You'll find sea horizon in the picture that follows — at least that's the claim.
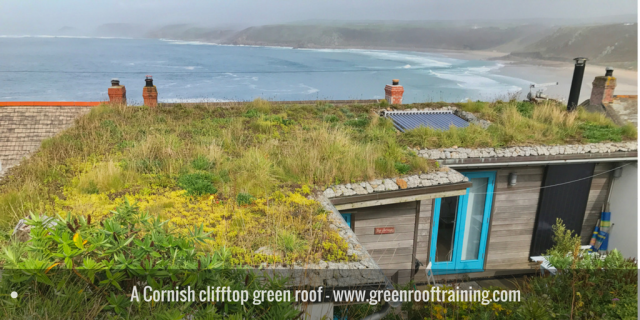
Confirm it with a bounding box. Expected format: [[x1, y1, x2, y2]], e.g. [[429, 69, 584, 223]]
[[0, 36, 635, 104]]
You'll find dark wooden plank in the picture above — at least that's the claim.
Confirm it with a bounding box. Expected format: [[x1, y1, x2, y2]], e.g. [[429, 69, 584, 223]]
[[495, 181, 545, 190], [368, 247, 413, 256], [495, 192, 540, 201], [354, 216, 416, 227], [411, 200, 420, 278], [490, 228, 534, 237], [358, 232, 415, 243], [494, 206, 539, 215], [495, 174, 544, 183], [355, 224, 415, 236], [486, 256, 531, 265], [495, 199, 540, 207], [490, 223, 535, 231], [497, 167, 545, 176], [370, 254, 413, 265], [354, 209, 415, 221], [362, 239, 415, 250], [490, 235, 533, 242], [487, 251, 530, 260], [486, 240, 532, 250]]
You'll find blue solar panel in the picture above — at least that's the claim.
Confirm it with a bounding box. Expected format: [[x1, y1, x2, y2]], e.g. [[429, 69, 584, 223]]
[[385, 111, 469, 132]]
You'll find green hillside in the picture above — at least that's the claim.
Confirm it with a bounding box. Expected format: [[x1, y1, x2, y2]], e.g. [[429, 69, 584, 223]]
[[511, 23, 638, 69]]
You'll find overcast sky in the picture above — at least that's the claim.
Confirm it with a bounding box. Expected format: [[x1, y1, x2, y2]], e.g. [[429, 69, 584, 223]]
[[0, 0, 637, 34]]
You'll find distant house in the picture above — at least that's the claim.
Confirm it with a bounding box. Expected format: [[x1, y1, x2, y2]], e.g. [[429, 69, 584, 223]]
[[580, 67, 638, 127]]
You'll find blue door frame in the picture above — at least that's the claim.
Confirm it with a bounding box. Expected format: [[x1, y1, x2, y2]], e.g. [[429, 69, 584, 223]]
[[429, 171, 496, 274]]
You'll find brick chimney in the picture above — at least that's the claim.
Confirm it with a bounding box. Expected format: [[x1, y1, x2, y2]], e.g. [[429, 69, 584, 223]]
[[385, 79, 404, 104], [108, 78, 126, 104], [590, 67, 617, 106], [142, 75, 158, 108]]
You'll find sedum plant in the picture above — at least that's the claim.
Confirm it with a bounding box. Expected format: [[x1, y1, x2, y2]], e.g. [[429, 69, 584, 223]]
[[0, 200, 301, 319]]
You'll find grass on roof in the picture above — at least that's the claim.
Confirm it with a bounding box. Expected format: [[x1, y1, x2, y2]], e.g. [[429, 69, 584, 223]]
[[401, 100, 636, 148], [0, 99, 634, 265], [0, 100, 432, 265]]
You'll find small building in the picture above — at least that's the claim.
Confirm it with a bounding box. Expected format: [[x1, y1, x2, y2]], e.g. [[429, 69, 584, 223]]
[[325, 140, 637, 282], [323, 72, 638, 283]]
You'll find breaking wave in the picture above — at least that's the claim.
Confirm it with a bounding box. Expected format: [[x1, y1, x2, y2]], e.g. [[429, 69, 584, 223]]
[[299, 84, 320, 94]]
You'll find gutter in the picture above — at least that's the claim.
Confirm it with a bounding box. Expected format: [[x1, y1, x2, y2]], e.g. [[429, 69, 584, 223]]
[[443, 157, 637, 169]]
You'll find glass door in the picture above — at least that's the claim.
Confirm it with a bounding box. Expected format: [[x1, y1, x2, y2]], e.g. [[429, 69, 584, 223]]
[[429, 171, 495, 274]]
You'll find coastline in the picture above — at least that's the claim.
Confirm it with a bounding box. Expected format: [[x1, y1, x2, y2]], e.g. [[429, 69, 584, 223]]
[[487, 58, 638, 103], [164, 38, 639, 103], [235, 41, 639, 102], [3, 36, 637, 104]]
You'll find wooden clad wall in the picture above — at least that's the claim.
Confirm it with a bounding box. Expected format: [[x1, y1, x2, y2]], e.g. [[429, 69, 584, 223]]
[[580, 162, 613, 244], [345, 202, 418, 283], [412, 200, 433, 283], [342, 161, 614, 282], [485, 167, 544, 269], [415, 200, 433, 266]]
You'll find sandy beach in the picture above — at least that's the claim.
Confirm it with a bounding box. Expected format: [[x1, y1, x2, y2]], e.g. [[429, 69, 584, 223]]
[[432, 49, 637, 103], [292, 43, 638, 103], [494, 60, 637, 103]]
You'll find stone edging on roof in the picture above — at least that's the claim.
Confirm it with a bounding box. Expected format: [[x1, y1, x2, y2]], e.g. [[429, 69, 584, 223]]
[[322, 168, 468, 199], [416, 141, 638, 160], [252, 195, 387, 288], [259, 195, 387, 288]]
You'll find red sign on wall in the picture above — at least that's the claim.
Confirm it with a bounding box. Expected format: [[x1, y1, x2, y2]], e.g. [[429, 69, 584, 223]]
[[374, 227, 395, 235]]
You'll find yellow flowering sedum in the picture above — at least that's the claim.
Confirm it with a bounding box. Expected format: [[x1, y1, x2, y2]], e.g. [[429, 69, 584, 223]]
[[51, 181, 352, 265]]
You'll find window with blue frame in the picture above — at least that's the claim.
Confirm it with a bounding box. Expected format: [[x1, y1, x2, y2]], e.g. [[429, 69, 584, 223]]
[[341, 213, 352, 229]]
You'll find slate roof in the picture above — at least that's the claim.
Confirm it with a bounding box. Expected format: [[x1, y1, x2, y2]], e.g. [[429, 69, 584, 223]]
[[581, 95, 638, 127]]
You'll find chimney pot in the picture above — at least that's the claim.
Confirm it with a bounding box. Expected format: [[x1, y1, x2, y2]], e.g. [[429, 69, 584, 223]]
[[605, 67, 614, 77], [111, 78, 120, 87], [573, 57, 588, 66], [145, 75, 154, 87], [392, 79, 400, 85]]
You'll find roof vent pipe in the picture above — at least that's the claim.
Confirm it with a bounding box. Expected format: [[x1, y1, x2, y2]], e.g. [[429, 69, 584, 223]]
[[567, 57, 588, 112], [145, 75, 154, 87]]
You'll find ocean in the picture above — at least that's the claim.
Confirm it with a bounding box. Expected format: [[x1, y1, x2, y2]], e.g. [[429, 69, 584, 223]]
[[0, 36, 532, 103]]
